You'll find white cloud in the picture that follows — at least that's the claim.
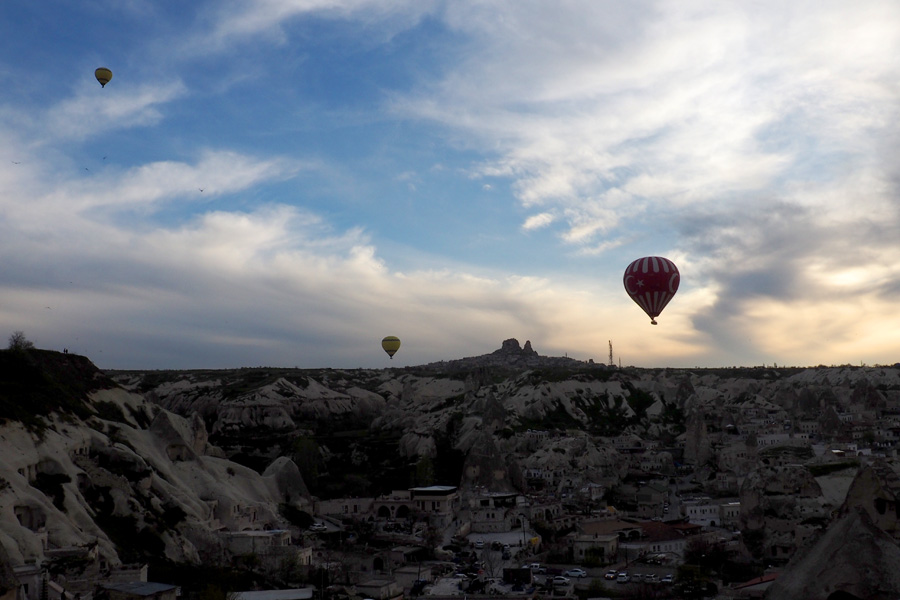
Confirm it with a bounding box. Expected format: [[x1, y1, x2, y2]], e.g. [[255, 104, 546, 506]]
[[395, 0, 900, 247], [43, 81, 186, 141], [202, 0, 439, 49], [4, 152, 304, 234], [522, 212, 554, 231], [0, 195, 654, 367], [4, 0, 900, 368]]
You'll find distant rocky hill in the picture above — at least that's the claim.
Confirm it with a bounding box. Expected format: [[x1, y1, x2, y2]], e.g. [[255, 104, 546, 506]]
[[104, 340, 900, 503], [3, 340, 900, 589], [415, 337, 597, 372]]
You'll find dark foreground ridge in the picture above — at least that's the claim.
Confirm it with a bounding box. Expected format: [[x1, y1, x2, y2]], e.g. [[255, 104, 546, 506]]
[[0, 347, 116, 429]]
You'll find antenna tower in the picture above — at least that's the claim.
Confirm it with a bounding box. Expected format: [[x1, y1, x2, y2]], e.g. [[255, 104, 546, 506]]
[[608, 340, 614, 367]]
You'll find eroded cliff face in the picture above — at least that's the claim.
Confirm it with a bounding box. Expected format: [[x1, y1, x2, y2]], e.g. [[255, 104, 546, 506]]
[[108, 351, 900, 505], [6, 344, 900, 575], [739, 465, 829, 559], [0, 375, 310, 567], [764, 508, 900, 600]]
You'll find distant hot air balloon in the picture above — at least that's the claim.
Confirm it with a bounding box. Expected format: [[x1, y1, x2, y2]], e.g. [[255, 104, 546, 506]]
[[623, 256, 680, 325], [382, 336, 401, 359], [95, 67, 113, 87]]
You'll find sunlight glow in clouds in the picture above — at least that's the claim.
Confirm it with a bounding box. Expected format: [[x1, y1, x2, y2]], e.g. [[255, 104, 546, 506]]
[[0, 0, 899, 368]]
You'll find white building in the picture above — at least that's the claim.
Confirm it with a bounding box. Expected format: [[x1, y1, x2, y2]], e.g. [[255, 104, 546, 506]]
[[683, 498, 721, 527]]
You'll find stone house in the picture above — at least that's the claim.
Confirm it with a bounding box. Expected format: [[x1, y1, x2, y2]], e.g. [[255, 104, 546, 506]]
[[716, 470, 741, 494], [315, 497, 374, 518], [222, 529, 291, 555], [411, 486, 460, 521], [12, 565, 42, 600], [525, 501, 564, 526], [355, 579, 402, 600], [101, 582, 178, 600], [635, 483, 668, 518], [221, 529, 308, 571], [683, 498, 721, 527], [568, 531, 618, 564], [619, 521, 695, 561], [635, 451, 674, 474], [798, 420, 820, 436], [233, 589, 314, 600], [717, 440, 755, 477], [720, 501, 741, 529], [373, 486, 459, 527], [373, 490, 415, 520], [469, 492, 520, 533]]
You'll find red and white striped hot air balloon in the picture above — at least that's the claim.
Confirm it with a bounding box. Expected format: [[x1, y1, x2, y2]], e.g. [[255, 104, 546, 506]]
[[623, 256, 680, 325]]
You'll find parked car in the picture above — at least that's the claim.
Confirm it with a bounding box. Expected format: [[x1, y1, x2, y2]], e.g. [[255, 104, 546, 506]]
[[551, 576, 570, 586], [564, 569, 587, 578], [308, 522, 326, 532], [645, 574, 659, 584], [631, 573, 643, 583], [616, 572, 629, 584], [474, 539, 484, 549], [527, 563, 546, 574], [604, 570, 618, 580], [661, 574, 675, 584]]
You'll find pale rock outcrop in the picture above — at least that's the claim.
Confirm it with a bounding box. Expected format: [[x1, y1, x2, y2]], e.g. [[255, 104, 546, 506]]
[[398, 431, 437, 459], [764, 508, 900, 600], [0, 542, 17, 600], [683, 413, 711, 466], [740, 465, 827, 559], [0, 381, 310, 567], [262, 456, 310, 502], [460, 431, 515, 492], [838, 461, 900, 540], [519, 433, 626, 482]]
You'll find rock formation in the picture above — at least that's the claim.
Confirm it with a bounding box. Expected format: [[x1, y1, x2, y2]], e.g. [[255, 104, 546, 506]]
[[460, 431, 515, 492], [5, 343, 900, 586], [839, 461, 900, 540], [0, 543, 16, 600], [0, 355, 311, 567], [764, 508, 900, 600]]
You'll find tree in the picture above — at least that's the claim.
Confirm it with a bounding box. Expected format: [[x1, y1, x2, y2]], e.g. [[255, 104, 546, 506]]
[[291, 436, 323, 490], [413, 455, 435, 487], [7, 331, 34, 351]]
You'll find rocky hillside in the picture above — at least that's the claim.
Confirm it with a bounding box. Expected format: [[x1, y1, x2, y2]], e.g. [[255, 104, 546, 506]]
[[3, 339, 900, 582], [108, 341, 900, 497], [763, 507, 900, 599], [0, 348, 310, 568]]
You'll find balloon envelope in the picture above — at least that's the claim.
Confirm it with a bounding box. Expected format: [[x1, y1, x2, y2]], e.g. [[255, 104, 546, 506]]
[[623, 256, 680, 324], [95, 67, 112, 87], [381, 336, 401, 358]]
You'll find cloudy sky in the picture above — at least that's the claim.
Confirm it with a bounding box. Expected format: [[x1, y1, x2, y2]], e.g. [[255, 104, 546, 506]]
[[2, 1, 899, 370]]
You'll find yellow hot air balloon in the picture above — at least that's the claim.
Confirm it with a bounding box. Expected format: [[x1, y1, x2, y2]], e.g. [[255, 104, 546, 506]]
[[95, 67, 113, 87], [381, 336, 401, 359]]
